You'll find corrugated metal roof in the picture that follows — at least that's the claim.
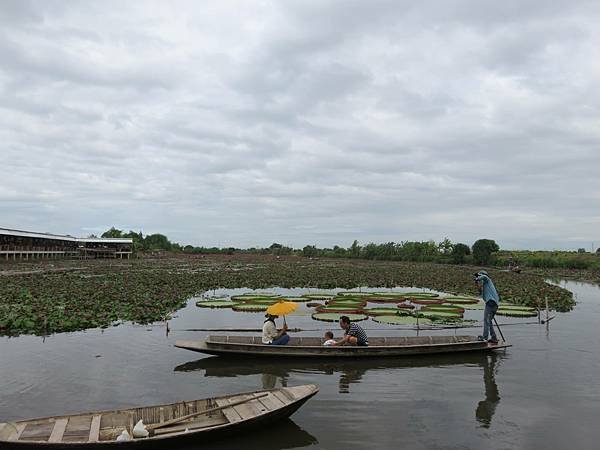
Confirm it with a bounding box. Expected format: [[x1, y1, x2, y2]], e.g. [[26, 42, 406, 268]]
[[0, 227, 133, 244]]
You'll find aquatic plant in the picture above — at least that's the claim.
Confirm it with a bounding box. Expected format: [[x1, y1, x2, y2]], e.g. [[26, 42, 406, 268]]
[[311, 312, 368, 322]]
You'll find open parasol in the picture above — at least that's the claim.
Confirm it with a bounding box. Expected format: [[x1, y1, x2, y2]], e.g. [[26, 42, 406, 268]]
[[266, 300, 298, 325]]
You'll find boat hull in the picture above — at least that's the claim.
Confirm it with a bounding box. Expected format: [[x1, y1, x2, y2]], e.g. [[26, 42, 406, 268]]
[[0, 385, 318, 448], [175, 335, 511, 358]]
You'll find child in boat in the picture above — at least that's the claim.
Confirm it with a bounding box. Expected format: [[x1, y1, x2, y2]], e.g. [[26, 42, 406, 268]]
[[323, 331, 336, 346]]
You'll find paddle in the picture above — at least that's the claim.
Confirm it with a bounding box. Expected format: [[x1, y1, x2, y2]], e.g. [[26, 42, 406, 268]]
[[146, 392, 269, 436]]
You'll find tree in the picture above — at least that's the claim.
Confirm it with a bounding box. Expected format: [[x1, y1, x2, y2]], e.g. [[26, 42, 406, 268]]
[[451, 243, 471, 264], [438, 237, 454, 255], [349, 240, 361, 258], [302, 245, 318, 257], [143, 233, 171, 251], [101, 227, 124, 238], [472, 239, 499, 265]]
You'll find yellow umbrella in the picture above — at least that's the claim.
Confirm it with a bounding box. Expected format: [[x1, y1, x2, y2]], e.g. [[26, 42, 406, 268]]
[[266, 300, 298, 325]]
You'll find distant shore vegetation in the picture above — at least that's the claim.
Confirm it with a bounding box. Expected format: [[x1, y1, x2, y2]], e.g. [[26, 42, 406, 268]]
[[101, 227, 600, 271]]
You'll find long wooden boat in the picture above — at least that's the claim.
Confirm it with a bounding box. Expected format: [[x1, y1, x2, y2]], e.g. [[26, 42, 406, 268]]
[[175, 335, 510, 358], [0, 385, 318, 449]]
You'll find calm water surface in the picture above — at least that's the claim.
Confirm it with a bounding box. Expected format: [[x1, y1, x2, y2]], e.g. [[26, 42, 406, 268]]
[[1, 282, 599, 449]]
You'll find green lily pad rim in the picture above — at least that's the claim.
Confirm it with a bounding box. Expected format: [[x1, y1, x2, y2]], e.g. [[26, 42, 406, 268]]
[[311, 312, 368, 322]]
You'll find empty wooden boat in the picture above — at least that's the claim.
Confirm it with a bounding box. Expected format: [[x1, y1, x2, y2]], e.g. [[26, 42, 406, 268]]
[[175, 335, 510, 358], [0, 385, 318, 449]]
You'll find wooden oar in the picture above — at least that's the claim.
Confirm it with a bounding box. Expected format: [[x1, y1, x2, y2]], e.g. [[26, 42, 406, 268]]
[[147, 392, 269, 435]]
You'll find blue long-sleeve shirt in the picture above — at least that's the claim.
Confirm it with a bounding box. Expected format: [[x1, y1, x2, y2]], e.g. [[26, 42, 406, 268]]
[[476, 274, 500, 304]]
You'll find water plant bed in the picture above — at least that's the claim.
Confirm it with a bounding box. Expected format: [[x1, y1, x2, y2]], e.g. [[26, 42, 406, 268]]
[[0, 256, 575, 335], [311, 312, 368, 322], [195, 300, 239, 308], [372, 315, 433, 325]]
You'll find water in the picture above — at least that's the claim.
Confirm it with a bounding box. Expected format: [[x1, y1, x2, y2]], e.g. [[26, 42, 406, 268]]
[[1, 282, 599, 449]]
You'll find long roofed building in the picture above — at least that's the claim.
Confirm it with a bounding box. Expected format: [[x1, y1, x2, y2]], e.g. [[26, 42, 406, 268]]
[[0, 227, 133, 261]]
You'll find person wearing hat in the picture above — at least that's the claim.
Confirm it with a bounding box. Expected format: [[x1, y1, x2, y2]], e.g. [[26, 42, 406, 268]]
[[475, 270, 500, 344], [262, 313, 290, 345]]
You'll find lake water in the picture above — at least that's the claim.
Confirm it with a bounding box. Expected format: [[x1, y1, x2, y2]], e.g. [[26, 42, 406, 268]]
[[1, 282, 599, 449]]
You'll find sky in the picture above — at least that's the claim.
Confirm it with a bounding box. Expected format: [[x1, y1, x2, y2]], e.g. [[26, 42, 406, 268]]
[[1, 0, 599, 251]]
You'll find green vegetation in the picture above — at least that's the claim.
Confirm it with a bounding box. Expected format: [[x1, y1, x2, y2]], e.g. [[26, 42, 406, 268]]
[[0, 256, 575, 336]]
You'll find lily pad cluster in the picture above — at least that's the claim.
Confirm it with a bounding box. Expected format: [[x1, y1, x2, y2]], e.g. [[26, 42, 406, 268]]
[[0, 256, 574, 335]]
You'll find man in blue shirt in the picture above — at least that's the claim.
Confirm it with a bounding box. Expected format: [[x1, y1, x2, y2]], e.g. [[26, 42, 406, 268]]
[[475, 270, 500, 344]]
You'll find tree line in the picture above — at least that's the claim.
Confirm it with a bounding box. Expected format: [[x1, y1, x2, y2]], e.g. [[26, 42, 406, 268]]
[[100, 227, 502, 265]]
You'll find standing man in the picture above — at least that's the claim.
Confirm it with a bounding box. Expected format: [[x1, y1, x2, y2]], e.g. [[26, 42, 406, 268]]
[[333, 315, 368, 346], [475, 270, 500, 344]]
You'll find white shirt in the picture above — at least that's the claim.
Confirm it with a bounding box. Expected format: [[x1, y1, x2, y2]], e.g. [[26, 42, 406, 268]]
[[323, 339, 336, 346], [262, 321, 278, 344]]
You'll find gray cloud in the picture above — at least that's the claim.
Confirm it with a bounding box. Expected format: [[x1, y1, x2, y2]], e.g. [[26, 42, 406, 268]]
[[1, 0, 599, 250]]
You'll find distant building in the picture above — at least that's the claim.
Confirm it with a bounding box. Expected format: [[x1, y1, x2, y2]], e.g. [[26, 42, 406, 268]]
[[0, 227, 133, 261]]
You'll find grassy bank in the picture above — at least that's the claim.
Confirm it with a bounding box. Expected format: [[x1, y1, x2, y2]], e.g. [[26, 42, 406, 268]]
[[0, 256, 575, 336]]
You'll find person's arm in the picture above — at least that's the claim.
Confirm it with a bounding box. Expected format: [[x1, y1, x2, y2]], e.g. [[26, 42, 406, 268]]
[[275, 322, 288, 338], [331, 335, 349, 346]]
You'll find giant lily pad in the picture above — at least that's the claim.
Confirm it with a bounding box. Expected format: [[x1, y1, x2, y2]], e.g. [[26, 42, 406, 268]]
[[496, 309, 537, 317], [232, 303, 269, 312], [364, 307, 401, 316], [195, 300, 239, 308], [372, 315, 433, 325], [311, 312, 368, 322], [419, 310, 463, 320]]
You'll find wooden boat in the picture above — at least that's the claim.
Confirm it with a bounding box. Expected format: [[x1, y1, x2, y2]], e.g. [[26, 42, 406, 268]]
[[0, 385, 318, 449], [175, 335, 510, 358]]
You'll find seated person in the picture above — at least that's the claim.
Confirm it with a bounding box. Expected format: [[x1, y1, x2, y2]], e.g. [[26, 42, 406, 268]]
[[332, 315, 368, 346], [323, 331, 336, 346], [262, 313, 290, 345]]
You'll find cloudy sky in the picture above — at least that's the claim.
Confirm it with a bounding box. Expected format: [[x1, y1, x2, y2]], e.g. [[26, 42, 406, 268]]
[[1, 0, 599, 250]]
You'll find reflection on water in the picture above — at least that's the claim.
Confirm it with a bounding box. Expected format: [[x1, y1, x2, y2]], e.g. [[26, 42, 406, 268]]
[[475, 353, 501, 427], [175, 352, 506, 399], [180, 419, 317, 450]]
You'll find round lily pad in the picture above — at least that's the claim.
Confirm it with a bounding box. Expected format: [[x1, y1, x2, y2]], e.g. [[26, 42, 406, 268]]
[[442, 295, 479, 304], [422, 305, 465, 314], [316, 306, 364, 314], [364, 307, 401, 316], [496, 309, 537, 317], [497, 305, 536, 312], [281, 296, 310, 302], [301, 294, 335, 300], [311, 312, 368, 322], [369, 296, 405, 303], [336, 292, 373, 297], [446, 302, 484, 310], [195, 300, 239, 308], [402, 292, 440, 298], [420, 310, 463, 320], [306, 302, 324, 308], [328, 300, 367, 307], [372, 315, 433, 325], [232, 304, 269, 312], [239, 298, 280, 305], [231, 294, 282, 301], [410, 299, 445, 305]]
